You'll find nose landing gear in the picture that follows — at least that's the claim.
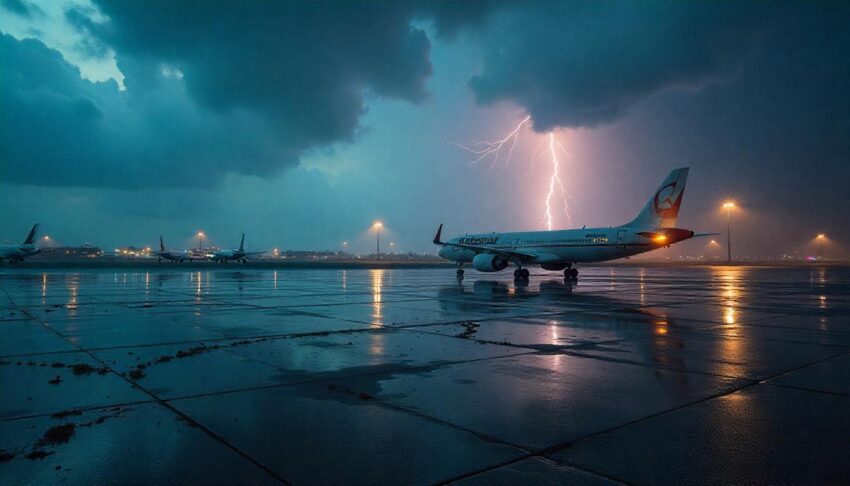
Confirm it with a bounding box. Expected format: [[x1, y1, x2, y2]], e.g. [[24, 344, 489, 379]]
[[564, 263, 578, 279], [513, 268, 530, 280]]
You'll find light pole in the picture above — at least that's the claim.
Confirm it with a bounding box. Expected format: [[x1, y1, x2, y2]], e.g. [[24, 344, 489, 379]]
[[817, 234, 826, 259], [372, 221, 383, 257], [342, 241, 349, 254], [722, 202, 735, 263], [389, 241, 395, 255], [197, 231, 205, 250]]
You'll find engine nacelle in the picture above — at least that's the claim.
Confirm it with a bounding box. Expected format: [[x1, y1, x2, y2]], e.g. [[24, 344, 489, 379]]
[[472, 253, 509, 272], [541, 263, 568, 271]]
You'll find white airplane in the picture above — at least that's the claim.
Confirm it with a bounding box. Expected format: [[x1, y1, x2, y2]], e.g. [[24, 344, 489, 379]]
[[435, 168, 705, 279], [0, 224, 41, 263], [210, 233, 265, 263], [152, 236, 193, 262]]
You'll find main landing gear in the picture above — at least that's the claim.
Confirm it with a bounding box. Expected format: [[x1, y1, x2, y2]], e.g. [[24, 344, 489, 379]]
[[456, 263, 465, 280], [563, 263, 578, 280], [513, 268, 530, 280]]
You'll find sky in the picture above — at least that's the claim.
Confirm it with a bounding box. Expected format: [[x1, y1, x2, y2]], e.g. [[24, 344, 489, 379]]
[[1, 0, 848, 258]]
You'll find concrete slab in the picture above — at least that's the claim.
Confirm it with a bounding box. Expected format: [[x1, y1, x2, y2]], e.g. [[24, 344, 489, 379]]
[[332, 353, 746, 450], [553, 384, 850, 485], [0, 403, 278, 484], [170, 382, 524, 485], [0, 352, 149, 419]]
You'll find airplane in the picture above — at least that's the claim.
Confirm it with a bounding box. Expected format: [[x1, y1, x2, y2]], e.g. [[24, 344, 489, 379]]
[[209, 233, 265, 263], [152, 236, 193, 262], [434, 167, 708, 280], [0, 224, 41, 263]]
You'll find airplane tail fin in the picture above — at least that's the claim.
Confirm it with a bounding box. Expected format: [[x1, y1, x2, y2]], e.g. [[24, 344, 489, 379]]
[[23, 224, 39, 245], [160, 235, 165, 252], [239, 233, 245, 252], [624, 168, 689, 229]]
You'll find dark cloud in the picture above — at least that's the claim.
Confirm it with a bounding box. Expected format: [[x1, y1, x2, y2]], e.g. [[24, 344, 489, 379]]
[[1, 0, 40, 18], [89, 0, 435, 148], [1, 1, 455, 189], [0, 34, 284, 188], [468, 1, 771, 130]]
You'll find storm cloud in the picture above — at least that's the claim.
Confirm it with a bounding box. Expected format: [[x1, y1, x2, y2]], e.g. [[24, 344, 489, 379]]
[[1, 1, 458, 188], [468, 1, 771, 130]]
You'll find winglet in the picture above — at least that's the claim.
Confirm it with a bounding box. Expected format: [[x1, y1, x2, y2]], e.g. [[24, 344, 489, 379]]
[[433, 224, 444, 245]]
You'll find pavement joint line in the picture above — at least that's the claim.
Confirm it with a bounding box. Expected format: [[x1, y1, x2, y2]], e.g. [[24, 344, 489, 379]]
[[439, 451, 633, 486], [761, 381, 850, 398], [0, 398, 159, 423], [1, 287, 290, 485], [539, 345, 850, 457]]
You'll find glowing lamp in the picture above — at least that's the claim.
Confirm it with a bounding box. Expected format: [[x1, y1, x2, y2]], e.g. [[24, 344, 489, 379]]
[[722, 201, 735, 209]]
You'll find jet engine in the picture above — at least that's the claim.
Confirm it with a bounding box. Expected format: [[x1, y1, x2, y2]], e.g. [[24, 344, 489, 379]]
[[541, 263, 568, 271], [472, 253, 509, 272]]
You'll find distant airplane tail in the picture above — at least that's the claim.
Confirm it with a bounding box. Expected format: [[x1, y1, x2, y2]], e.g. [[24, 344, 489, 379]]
[[159, 235, 165, 252], [239, 233, 245, 252], [624, 168, 689, 229], [23, 224, 39, 245]]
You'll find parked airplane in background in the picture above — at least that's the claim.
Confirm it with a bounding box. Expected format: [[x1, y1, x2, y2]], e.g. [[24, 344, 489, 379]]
[[435, 168, 706, 280], [210, 234, 265, 263], [0, 224, 41, 263], [152, 236, 193, 262]]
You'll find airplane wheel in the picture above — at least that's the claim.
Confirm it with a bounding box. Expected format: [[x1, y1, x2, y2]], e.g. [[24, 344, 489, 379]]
[[456, 269, 464, 277], [513, 269, 521, 279], [521, 269, 530, 279], [568, 268, 578, 279]]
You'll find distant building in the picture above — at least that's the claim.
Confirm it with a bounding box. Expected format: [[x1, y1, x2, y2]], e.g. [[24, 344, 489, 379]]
[[35, 245, 103, 259]]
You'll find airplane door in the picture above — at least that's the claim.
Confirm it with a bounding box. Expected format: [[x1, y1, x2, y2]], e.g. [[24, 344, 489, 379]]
[[616, 230, 627, 249]]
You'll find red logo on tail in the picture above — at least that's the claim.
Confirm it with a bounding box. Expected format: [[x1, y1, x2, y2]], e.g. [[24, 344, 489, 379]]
[[653, 182, 684, 218]]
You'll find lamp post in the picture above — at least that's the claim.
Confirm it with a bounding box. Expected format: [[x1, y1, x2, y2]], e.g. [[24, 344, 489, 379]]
[[389, 241, 395, 255], [722, 202, 735, 263], [342, 241, 349, 254], [197, 231, 205, 250], [816, 234, 826, 259], [372, 221, 383, 257]]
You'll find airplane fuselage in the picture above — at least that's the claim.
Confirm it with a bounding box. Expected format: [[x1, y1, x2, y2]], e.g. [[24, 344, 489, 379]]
[[0, 244, 39, 262], [438, 226, 694, 268]]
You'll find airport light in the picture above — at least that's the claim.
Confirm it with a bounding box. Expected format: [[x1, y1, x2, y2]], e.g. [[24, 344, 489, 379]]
[[722, 201, 736, 263], [389, 241, 395, 254], [196, 231, 205, 250], [342, 241, 349, 254], [816, 233, 826, 259], [372, 221, 383, 257]]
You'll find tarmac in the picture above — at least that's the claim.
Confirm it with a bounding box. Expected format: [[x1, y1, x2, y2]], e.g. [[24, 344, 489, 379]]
[[0, 265, 848, 484]]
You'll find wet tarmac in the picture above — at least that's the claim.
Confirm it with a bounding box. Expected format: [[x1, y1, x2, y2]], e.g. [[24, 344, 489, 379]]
[[1, 265, 848, 484]]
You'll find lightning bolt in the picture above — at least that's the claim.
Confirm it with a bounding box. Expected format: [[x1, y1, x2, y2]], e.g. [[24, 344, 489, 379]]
[[545, 132, 570, 230], [458, 115, 571, 230], [456, 115, 531, 171]]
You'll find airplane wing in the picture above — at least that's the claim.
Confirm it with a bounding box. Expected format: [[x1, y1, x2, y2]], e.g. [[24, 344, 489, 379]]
[[692, 233, 722, 238], [432, 224, 538, 261], [243, 252, 267, 256]]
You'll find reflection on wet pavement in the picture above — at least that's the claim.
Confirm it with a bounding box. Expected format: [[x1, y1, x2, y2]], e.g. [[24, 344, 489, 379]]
[[1, 266, 849, 483]]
